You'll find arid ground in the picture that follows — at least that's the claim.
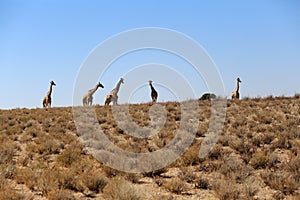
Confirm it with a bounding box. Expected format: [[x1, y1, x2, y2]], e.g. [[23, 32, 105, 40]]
[[0, 97, 299, 200]]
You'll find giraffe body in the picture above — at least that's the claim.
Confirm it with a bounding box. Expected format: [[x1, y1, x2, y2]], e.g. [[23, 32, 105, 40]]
[[82, 82, 104, 106], [105, 78, 124, 105], [149, 80, 158, 103], [42, 81, 56, 108], [231, 78, 242, 100]]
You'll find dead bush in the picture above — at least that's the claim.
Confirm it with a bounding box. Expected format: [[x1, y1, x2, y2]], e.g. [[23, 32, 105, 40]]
[[82, 171, 107, 193], [262, 170, 299, 195], [15, 167, 37, 190], [249, 151, 269, 169], [58, 169, 85, 193], [47, 189, 75, 200], [0, 178, 24, 200], [178, 168, 196, 183], [195, 177, 210, 190], [163, 177, 187, 194], [0, 140, 16, 165], [57, 144, 83, 167], [103, 176, 142, 200], [213, 179, 241, 200]]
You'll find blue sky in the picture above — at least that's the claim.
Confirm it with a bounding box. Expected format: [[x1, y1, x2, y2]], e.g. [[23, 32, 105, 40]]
[[0, 0, 299, 109]]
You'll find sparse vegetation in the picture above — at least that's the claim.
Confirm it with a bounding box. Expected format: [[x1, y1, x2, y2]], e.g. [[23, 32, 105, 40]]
[[0, 97, 299, 199]]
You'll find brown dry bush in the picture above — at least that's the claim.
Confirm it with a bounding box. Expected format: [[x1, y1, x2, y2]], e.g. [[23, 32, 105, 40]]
[[1, 164, 16, 179], [27, 135, 62, 155], [213, 179, 241, 200], [57, 143, 83, 167], [208, 144, 224, 160], [21, 126, 43, 142], [15, 167, 36, 189], [271, 133, 293, 150], [82, 171, 108, 193], [0, 139, 16, 165], [176, 142, 201, 166], [285, 155, 300, 183], [124, 173, 142, 184], [262, 170, 299, 195], [219, 156, 250, 183], [102, 166, 119, 178], [57, 169, 85, 193], [163, 177, 187, 194], [103, 176, 142, 200], [249, 151, 269, 169], [178, 168, 196, 183], [196, 121, 209, 137], [0, 178, 24, 200], [150, 194, 174, 200], [47, 189, 75, 200], [195, 177, 210, 190], [199, 160, 222, 173], [40, 168, 60, 196]]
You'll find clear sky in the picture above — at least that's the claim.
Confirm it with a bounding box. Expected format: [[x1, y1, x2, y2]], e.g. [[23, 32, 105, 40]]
[[0, 0, 299, 109]]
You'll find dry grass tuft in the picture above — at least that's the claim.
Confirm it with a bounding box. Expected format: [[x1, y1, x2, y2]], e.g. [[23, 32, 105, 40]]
[[103, 176, 142, 200], [163, 177, 187, 194]]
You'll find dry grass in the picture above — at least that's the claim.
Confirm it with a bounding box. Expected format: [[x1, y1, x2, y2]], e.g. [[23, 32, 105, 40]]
[[103, 176, 142, 200], [0, 97, 299, 199], [163, 177, 188, 194]]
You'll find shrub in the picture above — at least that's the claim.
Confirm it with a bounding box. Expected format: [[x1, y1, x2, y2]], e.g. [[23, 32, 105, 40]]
[[262, 171, 299, 195], [220, 156, 250, 182], [0, 140, 15, 165], [57, 144, 82, 167], [208, 144, 223, 160], [213, 180, 241, 200], [178, 168, 196, 183], [82, 171, 107, 193], [195, 177, 210, 190], [249, 151, 269, 169], [177, 143, 201, 166], [33, 136, 62, 155], [102, 166, 119, 178], [58, 170, 85, 193], [163, 177, 187, 194], [0, 179, 24, 200], [47, 189, 75, 200], [103, 176, 142, 200]]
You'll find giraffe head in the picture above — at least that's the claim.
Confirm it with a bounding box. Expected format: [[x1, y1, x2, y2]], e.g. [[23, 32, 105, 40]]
[[120, 78, 124, 84], [50, 81, 56, 86], [97, 82, 104, 88], [148, 80, 153, 84], [237, 78, 242, 83]]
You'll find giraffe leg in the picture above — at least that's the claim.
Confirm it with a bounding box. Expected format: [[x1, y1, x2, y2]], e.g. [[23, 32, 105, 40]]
[[89, 96, 93, 106]]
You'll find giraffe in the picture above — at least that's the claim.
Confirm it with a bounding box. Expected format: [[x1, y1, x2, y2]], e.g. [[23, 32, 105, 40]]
[[82, 82, 104, 106], [149, 80, 158, 103], [42, 81, 56, 108], [231, 78, 242, 100], [104, 78, 124, 105]]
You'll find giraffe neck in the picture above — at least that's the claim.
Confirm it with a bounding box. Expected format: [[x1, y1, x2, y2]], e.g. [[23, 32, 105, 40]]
[[150, 83, 155, 91], [235, 81, 240, 92], [47, 84, 53, 96], [113, 80, 122, 94], [88, 85, 99, 96]]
